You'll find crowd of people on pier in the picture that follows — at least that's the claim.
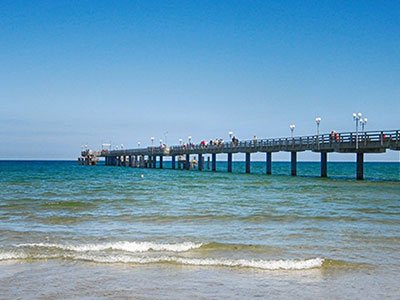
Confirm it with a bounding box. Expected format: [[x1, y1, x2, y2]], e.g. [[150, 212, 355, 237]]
[[180, 136, 242, 149]]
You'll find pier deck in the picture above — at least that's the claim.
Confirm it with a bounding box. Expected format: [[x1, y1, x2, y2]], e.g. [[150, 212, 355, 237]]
[[81, 130, 400, 180]]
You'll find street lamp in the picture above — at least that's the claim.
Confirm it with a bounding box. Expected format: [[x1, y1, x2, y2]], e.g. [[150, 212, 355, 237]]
[[164, 131, 168, 145], [188, 136, 192, 145], [228, 131, 233, 139], [289, 124, 295, 138], [315, 117, 321, 136], [360, 118, 368, 132], [151, 137, 154, 146], [159, 139, 163, 146], [353, 112, 362, 149], [138, 141, 141, 148], [179, 139, 183, 146], [315, 117, 321, 149]]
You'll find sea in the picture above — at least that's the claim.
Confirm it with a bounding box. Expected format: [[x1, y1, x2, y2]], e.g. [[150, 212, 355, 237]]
[[0, 160, 399, 299]]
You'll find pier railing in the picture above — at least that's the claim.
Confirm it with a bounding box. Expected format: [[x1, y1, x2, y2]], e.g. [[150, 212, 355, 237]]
[[104, 130, 399, 157], [166, 130, 399, 155]]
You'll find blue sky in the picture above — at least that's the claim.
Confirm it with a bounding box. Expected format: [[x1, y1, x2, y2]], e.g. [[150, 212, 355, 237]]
[[0, 0, 399, 161]]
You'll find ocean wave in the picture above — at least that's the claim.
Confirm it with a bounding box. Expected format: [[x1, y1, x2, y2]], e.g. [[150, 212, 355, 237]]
[[78, 255, 325, 270], [0, 250, 324, 270], [15, 241, 203, 253]]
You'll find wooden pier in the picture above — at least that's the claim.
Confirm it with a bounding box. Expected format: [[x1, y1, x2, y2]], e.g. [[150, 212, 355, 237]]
[[81, 130, 400, 180]]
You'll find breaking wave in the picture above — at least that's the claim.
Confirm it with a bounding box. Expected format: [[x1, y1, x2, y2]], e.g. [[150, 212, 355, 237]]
[[0, 250, 324, 270], [15, 241, 203, 253], [78, 255, 325, 270]]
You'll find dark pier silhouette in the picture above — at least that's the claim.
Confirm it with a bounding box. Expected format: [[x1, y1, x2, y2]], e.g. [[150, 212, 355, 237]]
[[80, 130, 400, 180]]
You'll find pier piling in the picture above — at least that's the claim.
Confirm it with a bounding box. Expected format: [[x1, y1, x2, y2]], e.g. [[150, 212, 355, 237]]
[[227, 153, 232, 172], [356, 152, 364, 180], [198, 154, 203, 171], [212, 153, 217, 172], [185, 154, 190, 170], [245, 153, 251, 174], [321, 152, 328, 177], [291, 152, 297, 176], [266, 152, 272, 175], [171, 156, 176, 169]]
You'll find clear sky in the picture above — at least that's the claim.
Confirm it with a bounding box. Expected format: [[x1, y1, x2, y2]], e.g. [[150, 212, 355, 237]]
[[1, 0, 399, 161]]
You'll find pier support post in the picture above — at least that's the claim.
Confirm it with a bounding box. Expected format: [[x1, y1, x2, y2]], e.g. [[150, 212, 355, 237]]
[[198, 154, 203, 171], [212, 153, 216, 172], [266, 152, 272, 175], [185, 154, 190, 170], [356, 152, 364, 180], [153, 156, 157, 169], [140, 156, 144, 168], [321, 152, 328, 178], [159, 156, 163, 169], [117, 156, 121, 166], [129, 156, 133, 167], [171, 156, 176, 169], [147, 156, 151, 168], [291, 152, 297, 176], [245, 153, 251, 174], [105, 157, 108, 166], [227, 153, 232, 172]]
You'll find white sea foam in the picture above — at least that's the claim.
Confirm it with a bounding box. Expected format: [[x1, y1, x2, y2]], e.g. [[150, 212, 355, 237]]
[[0, 252, 27, 261], [76, 254, 325, 270], [16, 241, 203, 253], [1, 247, 324, 270]]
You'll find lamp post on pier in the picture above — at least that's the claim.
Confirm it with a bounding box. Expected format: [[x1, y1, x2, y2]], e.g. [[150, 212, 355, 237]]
[[188, 136, 192, 146], [151, 137, 154, 155], [138, 141, 141, 148], [315, 117, 321, 136], [289, 124, 295, 138], [315, 117, 321, 149], [179, 139, 183, 146], [164, 131, 168, 146], [353, 113, 362, 149], [360, 118, 368, 132]]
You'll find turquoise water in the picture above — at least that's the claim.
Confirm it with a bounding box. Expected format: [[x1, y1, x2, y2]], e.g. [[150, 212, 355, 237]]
[[0, 161, 399, 299]]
